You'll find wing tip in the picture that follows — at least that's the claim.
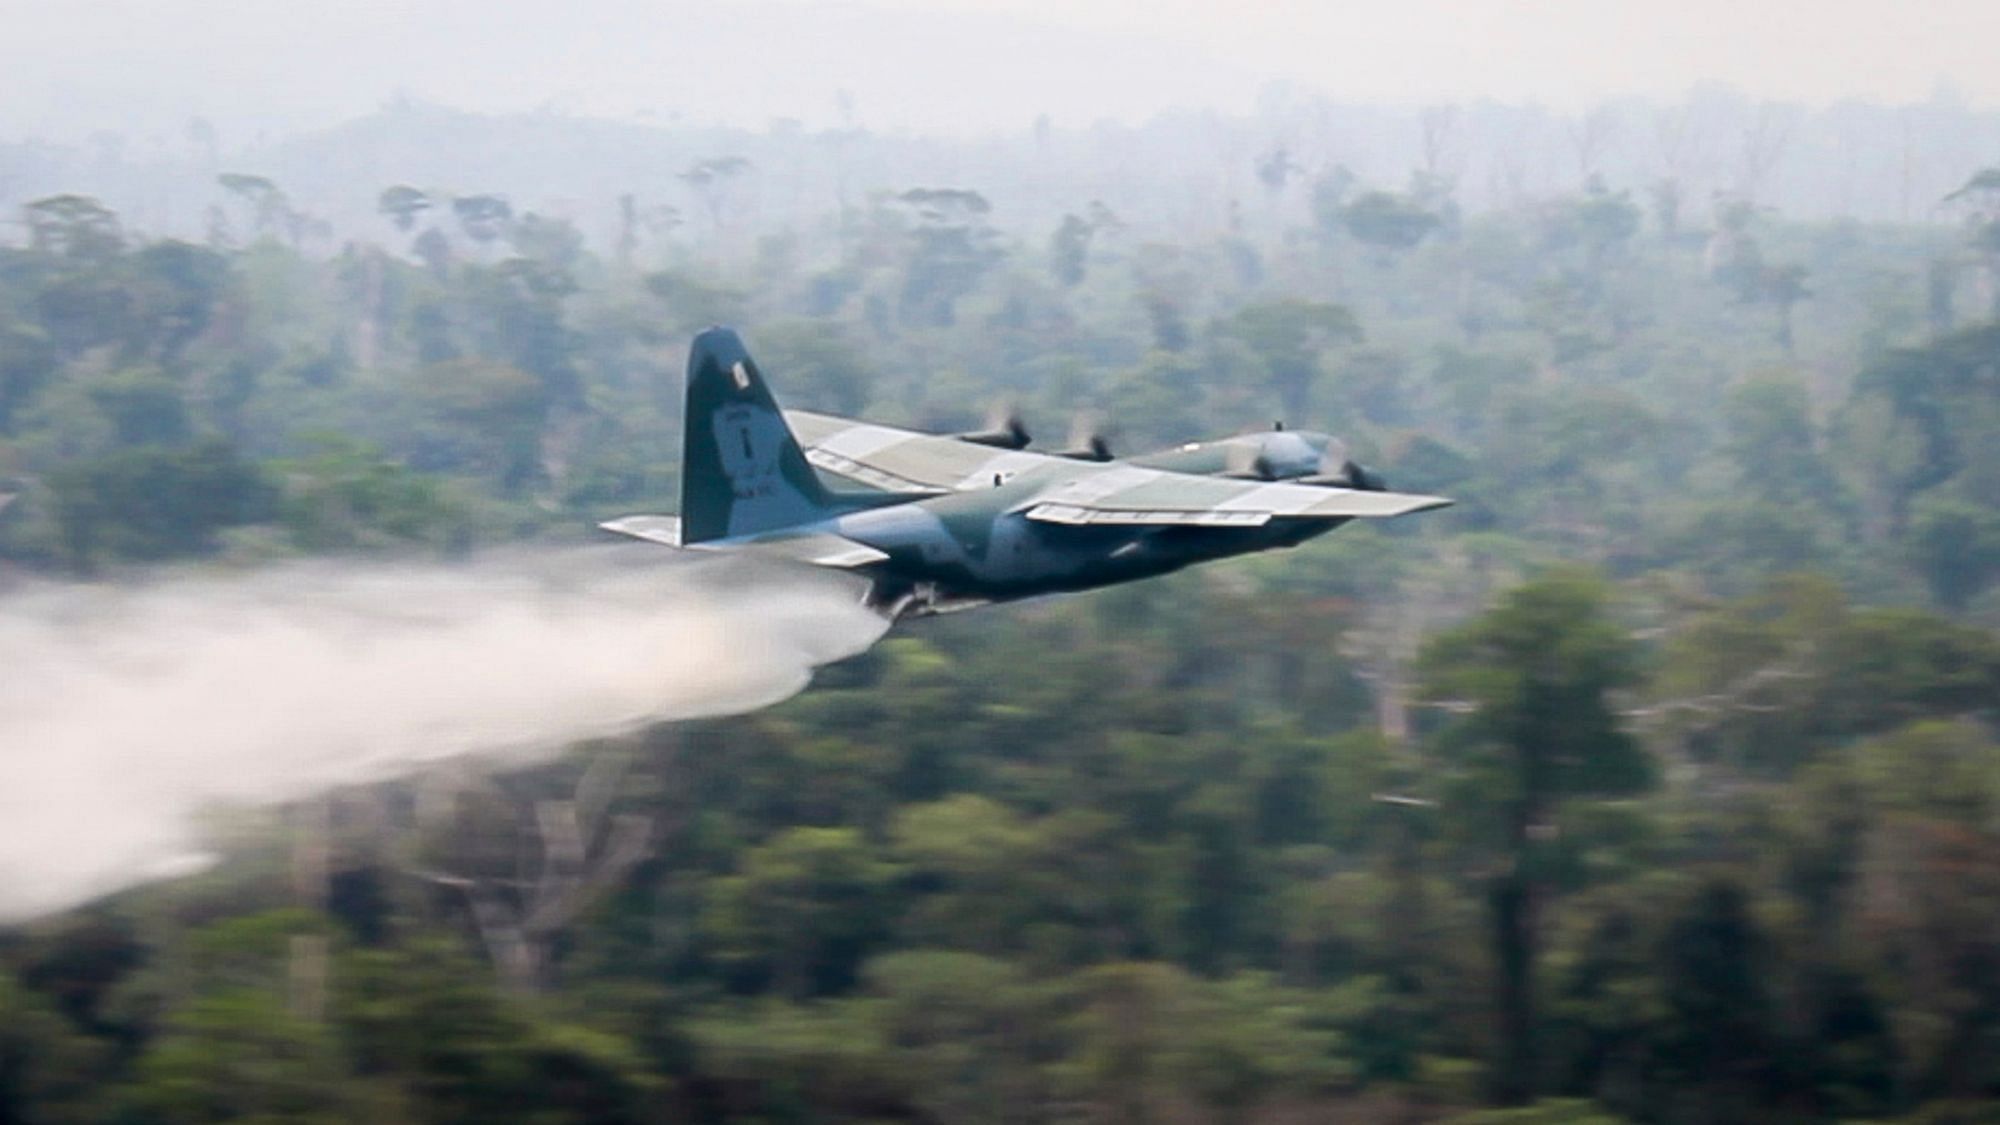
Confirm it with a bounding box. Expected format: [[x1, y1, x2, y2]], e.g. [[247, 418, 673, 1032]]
[[1402, 493, 1454, 515]]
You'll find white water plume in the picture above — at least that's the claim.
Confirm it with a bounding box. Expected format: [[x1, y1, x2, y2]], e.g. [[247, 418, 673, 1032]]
[[0, 545, 889, 923]]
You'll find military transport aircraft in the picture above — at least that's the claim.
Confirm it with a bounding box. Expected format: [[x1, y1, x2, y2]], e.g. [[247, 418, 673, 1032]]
[[602, 328, 1450, 617]]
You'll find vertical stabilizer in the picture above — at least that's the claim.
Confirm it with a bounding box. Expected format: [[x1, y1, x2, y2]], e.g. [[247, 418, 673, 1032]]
[[680, 327, 834, 544]]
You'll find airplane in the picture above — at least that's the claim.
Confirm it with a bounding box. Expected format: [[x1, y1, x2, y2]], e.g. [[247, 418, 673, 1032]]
[[601, 327, 1451, 618]]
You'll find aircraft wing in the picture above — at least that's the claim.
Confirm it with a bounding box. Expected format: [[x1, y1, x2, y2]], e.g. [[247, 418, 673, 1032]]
[[786, 409, 1064, 493], [1019, 467, 1451, 527]]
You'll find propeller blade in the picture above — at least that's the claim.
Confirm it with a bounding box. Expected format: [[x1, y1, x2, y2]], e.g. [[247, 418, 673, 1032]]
[[1298, 436, 1389, 490], [1222, 442, 1277, 481], [1056, 435, 1113, 461], [1316, 437, 1351, 478], [956, 404, 1031, 449], [1056, 412, 1113, 461]]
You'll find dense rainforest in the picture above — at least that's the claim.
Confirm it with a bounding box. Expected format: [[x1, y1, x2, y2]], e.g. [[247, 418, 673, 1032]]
[[3, 100, 2000, 1123]]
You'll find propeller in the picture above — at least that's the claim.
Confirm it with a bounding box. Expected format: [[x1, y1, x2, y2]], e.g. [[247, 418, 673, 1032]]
[[1055, 433, 1113, 461], [1054, 411, 1114, 461], [1298, 436, 1389, 491], [954, 405, 1031, 450], [1348, 463, 1388, 491], [1221, 441, 1278, 481], [1316, 437, 1351, 479]]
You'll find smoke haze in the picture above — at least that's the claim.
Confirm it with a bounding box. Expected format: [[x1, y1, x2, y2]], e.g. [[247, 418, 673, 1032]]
[[3, 0, 1994, 141], [0, 547, 889, 923]]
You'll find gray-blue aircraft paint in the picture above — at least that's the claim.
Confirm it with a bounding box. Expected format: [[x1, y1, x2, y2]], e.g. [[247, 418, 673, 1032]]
[[604, 328, 1450, 617]]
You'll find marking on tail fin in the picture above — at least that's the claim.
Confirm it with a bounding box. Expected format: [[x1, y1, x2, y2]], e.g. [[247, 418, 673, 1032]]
[[711, 402, 822, 535]]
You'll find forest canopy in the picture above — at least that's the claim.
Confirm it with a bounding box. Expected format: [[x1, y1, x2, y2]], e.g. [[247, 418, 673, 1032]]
[[2, 99, 2000, 1124]]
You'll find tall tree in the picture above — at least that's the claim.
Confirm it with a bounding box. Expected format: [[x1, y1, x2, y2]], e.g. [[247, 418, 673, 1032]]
[[22, 195, 123, 261], [1420, 570, 1650, 1105], [375, 184, 430, 233]]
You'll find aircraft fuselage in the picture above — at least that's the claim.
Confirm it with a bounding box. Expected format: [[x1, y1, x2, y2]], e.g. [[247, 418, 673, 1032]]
[[804, 459, 1347, 613]]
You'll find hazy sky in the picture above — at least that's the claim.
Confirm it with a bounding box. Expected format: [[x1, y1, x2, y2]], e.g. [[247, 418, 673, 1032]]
[[2, 0, 1996, 143]]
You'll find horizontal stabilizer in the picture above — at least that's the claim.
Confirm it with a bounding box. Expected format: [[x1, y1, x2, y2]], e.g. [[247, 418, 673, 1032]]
[[599, 515, 683, 546], [600, 515, 884, 569], [740, 532, 889, 569]]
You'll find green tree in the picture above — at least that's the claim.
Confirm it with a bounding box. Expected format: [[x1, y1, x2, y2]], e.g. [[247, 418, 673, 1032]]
[[405, 356, 549, 492], [749, 320, 875, 416], [279, 436, 467, 553], [1174, 972, 1348, 1124], [1836, 321, 2000, 530], [89, 370, 190, 447], [1050, 213, 1094, 288], [217, 173, 293, 244], [1812, 607, 2000, 740], [704, 827, 898, 999], [1539, 178, 1640, 289], [0, 975, 108, 1124], [110, 240, 230, 365], [1340, 190, 1442, 257], [1542, 893, 1661, 1114], [893, 188, 1004, 328], [1854, 816, 2000, 1104], [1220, 299, 1361, 420], [1945, 166, 2000, 319], [679, 156, 752, 243], [1759, 262, 1811, 356], [50, 438, 277, 566], [22, 194, 123, 261], [865, 951, 1055, 1125], [891, 795, 1043, 954], [337, 942, 658, 1124], [1651, 878, 1779, 1122], [0, 324, 57, 434], [119, 989, 356, 1125], [1722, 374, 1842, 509], [1907, 494, 2000, 610], [1420, 571, 1650, 1105], [375, 184, 430, 233], [449, 193, 514, 250], [1064, 962, 1192, 1125]]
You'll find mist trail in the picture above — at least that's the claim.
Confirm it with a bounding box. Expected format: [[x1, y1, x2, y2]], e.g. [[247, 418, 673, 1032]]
[[0, 546, 890, 923]]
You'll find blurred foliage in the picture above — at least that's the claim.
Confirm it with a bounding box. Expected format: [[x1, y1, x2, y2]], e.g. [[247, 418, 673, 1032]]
[[2, 149, 2000, 1125]]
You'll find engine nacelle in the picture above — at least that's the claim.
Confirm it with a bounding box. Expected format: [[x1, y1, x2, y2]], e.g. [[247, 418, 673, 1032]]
[[1222, 430, 1322, 481]]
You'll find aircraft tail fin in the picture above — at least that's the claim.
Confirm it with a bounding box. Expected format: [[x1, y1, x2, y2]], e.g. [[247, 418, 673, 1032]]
[[679, 327, 837, 544]]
